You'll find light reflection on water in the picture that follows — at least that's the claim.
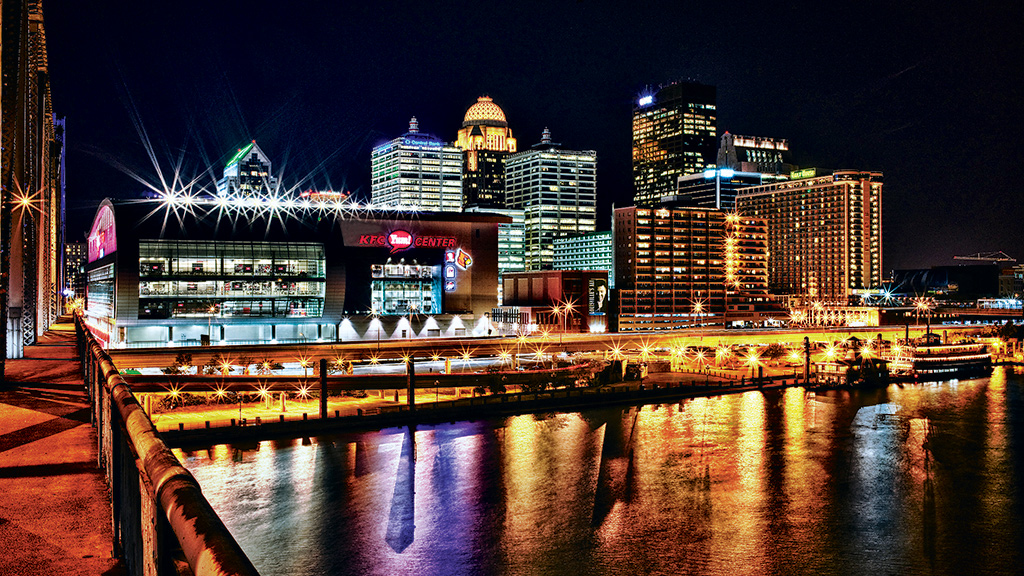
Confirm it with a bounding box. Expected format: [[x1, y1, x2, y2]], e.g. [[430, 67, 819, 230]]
[[177, 369, 1023, 576]]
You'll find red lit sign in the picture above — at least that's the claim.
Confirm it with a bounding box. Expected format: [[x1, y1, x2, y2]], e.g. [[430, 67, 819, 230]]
[[388, 230, 413, 251], [357, 230, 458, 253]]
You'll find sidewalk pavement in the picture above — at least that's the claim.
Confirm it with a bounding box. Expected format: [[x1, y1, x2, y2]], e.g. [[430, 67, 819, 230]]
[[0, 317, 124, 576]]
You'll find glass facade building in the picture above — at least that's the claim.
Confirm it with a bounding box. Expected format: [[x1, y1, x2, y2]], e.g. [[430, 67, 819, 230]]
[[216, 141, 279, 197], [84, 200, 504, 348], [137, 240, 326, 320], [632, 82, 717, 206], [505, 130, 597, 270], [553, 231, 614, 289], [371, 117, 463, 211], [669, 169, 766, 211]]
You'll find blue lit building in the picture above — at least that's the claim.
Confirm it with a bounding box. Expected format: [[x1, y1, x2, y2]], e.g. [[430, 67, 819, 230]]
[[665, 168, 766, 211], [553, 231, 614, 289], [371, 117, 463, 212]]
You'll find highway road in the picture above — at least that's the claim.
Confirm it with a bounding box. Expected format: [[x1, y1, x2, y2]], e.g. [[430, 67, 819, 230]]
[[109, 324, 971, 373]]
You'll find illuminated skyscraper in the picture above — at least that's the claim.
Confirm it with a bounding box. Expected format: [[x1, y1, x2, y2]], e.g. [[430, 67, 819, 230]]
[[505, 129, 597, 270], [371, 117, 463, 211], [632, 82, 717, 206], [736, 169, 884, 303], [670, 168, 765, 211], [456, 96, 517, 209], [216, 140, 278, 198], [613, 206, 774, 331]]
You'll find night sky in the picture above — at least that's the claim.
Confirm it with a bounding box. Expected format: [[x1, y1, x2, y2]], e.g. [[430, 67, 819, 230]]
[[44, 0, 1023, 271]]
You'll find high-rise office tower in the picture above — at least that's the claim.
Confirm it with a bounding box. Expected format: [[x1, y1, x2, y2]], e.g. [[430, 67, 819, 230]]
[[736, 169, 883, 303], [65, 242, 87, 299], [456, 96, 517, 209], [371, 117, 463, 211], [505, 129, 597, 270], [632, 82, 717, 206], [216, 140, 279, 197], [613, 206, 774, 331]]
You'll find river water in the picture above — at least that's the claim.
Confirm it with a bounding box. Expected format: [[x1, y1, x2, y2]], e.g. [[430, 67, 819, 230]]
[[176, 369, 1023, 575]]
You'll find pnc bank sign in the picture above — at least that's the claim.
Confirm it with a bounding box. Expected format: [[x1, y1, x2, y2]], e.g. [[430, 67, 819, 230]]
[[357, 230, 458, 253]]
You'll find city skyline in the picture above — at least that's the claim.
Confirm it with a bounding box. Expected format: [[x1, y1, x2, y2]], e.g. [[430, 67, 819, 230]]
[[44, 1, 1023, 270]]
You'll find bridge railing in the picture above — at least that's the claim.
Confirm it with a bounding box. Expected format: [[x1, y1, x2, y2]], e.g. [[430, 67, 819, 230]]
[[74, 313, 260, 576]]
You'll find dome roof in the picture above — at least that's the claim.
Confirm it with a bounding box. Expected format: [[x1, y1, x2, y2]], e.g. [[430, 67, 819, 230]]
[[462, 96, 508, 128]]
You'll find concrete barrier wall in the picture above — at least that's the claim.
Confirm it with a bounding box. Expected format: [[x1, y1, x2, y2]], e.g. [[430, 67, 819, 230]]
[[75, 314, 260, 576]]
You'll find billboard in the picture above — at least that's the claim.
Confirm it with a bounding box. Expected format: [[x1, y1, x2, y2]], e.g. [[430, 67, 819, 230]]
[[589, 278, 609, 315]]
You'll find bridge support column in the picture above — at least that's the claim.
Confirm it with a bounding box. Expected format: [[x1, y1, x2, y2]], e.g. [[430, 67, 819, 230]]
[[407, 357, 415, 412], [319, 358, 328, 419]]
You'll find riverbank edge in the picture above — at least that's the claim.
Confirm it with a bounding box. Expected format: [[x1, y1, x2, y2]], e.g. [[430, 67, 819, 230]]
[[163, 376, 803, 448]]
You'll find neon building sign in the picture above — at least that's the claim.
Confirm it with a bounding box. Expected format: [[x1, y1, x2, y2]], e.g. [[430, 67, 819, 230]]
[[357, 230, 458, 253], [443, 248, 473, 292], [87, 204, 117, 262]]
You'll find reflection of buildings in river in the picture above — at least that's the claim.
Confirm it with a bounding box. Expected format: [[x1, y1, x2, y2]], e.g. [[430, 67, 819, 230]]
[[502, 413, 602, 568], [385, 427, 417, 553]]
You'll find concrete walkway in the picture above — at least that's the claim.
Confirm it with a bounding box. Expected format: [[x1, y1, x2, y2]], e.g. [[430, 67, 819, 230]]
[[0, 317, 124, 575]]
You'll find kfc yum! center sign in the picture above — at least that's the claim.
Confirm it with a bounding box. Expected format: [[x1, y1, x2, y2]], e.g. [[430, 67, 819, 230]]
[[357, 230, 458, 253]]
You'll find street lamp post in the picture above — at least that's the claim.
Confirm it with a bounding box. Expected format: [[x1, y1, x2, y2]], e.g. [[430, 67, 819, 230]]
[[208, 305, 217, 343]]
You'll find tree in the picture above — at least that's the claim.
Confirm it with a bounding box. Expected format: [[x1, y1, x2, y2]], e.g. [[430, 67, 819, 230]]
[[762, 343, 787, 365], [256, 357, 282, 375], [487, 376, 507, 395], [235, 355, 255, 375], [203, 353, 231, 375], [998, 320, 1019, 340], [161, 352, 193, 375]]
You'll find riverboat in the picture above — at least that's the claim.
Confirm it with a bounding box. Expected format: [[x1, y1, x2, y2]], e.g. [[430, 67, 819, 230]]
[[884, 340, 992, 378]]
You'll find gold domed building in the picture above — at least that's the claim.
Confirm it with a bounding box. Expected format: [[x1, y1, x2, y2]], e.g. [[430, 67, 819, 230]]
[[456, 96, 517, 209]]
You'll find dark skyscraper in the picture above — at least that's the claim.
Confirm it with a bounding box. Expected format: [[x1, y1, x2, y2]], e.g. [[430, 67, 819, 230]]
[[632, 82, 717, 206], [216, 140, 279, 198]]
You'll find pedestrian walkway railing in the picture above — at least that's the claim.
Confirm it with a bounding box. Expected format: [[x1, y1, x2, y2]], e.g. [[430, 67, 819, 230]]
[[74, 313, 260, 576]]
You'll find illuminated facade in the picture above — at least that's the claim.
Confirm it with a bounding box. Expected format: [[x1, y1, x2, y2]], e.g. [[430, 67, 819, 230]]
[[456, 96, 517, 209], [83, 200, 504, 348], [716, 133, 793, 175], [670, 168, 766, 211], [553, 231, 614, 289], [496, 270, 610, 334], [464, 206, 525, 304], [736, 170, 884, 304], [613, 207, 774, 331], [505, 129, 597, 270], [1, 0, 66, 360], [371, 117, 463, 211], [65, 242, 87, 299], [632, 82, 717, 206], [216, 140, 278, 197]]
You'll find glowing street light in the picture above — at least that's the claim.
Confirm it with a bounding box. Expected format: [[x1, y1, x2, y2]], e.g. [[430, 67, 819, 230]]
[[745, 349, 762, 378]]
